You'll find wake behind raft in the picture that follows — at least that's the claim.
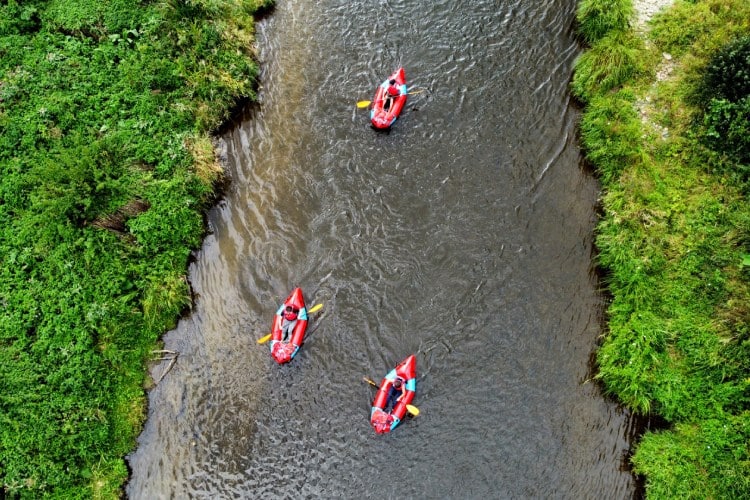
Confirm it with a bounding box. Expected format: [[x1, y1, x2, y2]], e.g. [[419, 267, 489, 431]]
[[370, 354, 417, 434]]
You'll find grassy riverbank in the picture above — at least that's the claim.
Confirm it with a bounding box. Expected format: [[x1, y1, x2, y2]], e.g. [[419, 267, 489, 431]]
[[574, 0, 750, 497], [0, 0, 272, 497]]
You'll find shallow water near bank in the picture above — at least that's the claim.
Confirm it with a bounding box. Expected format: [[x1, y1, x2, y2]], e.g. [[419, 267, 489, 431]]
[[126, 0, 639, 497]]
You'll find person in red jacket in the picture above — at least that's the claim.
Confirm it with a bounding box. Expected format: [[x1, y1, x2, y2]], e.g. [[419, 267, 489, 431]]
[[384, 79, 400, 110], [280, 305, 298, 342]]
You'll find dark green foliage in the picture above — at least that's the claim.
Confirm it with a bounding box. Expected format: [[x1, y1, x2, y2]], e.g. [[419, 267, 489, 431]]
[[0, 1, 45, 35], [695, 36, 750, 170], [701, 97, 750, 171], [1, 0, 264, 496], [700, 36, 750, 104]]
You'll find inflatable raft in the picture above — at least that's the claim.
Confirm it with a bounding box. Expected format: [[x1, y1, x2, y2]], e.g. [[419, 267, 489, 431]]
[[370, 354, 417, 433], [268, 288, 309, 364], [370, 67, 408, 129]]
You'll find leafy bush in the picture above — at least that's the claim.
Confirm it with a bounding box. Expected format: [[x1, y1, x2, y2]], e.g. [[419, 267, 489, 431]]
[[700, 36, 750, 104], [701, 96, 750, 169], [695, 36, 750, 170]]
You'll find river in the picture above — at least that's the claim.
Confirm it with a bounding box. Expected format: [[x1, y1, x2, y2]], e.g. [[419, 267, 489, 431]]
[[126, 0, 639, 497]]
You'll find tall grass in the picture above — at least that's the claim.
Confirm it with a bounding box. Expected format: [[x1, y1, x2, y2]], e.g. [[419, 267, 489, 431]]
[[578, 89, 645, 185], [571, 30, 646, 103], [574, 0, 750, 497], [576, 0, 634, 44]]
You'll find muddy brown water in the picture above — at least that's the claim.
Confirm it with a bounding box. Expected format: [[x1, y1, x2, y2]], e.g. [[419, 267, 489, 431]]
[[126, 0, 640, 497]]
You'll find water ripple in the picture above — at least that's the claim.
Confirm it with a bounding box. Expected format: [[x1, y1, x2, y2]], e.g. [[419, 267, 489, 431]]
[[127, 0, 638, 498]]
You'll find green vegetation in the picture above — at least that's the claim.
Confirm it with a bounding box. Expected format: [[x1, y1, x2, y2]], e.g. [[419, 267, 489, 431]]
[[697, 35, 750, 169], [0, 0, 273, 497], [576, 0, 634, 44], [574, 0, 750, 497]]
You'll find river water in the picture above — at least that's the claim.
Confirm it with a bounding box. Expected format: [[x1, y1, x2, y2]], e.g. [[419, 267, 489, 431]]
[[126, 0, 639, 497]]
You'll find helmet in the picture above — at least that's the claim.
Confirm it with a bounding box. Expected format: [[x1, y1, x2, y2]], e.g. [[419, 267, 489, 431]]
[[283, 306, 298, 320], [393, 378, 403, 389]]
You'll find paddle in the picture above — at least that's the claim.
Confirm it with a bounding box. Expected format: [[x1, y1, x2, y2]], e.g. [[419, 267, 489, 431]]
[[356, 89, 427, 108], [256, 303, 324, 344], [363, 376, 420, 416]]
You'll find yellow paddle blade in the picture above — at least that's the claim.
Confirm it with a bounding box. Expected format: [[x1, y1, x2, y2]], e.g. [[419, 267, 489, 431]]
[[363, 376, 378, 387], [308, 303, 324, 314], [356, 100, 371, 108], [257, 333, 272, 344]]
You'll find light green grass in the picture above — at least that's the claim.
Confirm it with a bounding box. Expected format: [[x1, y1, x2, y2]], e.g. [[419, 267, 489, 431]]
[[574, 0, 750, 497]]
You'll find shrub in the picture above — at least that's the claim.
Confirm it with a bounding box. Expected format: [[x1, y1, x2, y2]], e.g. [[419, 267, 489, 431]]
[[694, 36, 750, 175], [699, 36, 750, 104], [701, 96, 750, 169]]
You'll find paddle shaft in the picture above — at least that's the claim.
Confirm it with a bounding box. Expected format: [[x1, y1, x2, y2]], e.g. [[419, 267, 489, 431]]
[[363, 377, 420, 416], [356, 89, 427, 108]]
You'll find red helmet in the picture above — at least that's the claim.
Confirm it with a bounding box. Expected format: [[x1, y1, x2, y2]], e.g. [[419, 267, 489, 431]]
[[283, 306, 298, 320]]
